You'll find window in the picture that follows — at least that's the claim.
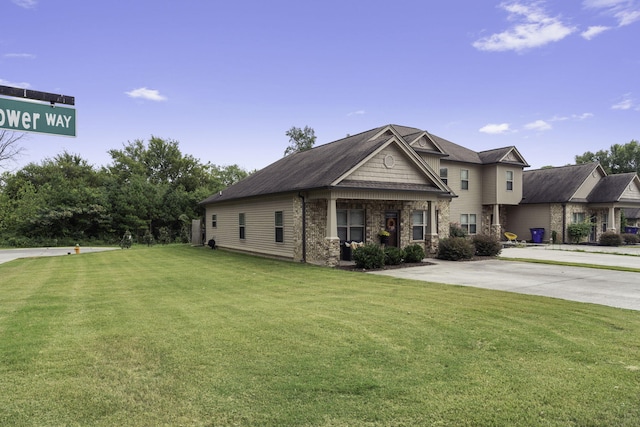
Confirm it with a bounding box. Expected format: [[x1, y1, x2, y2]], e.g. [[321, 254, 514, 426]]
[[461, 169, 469, 190], [602, 212, 608, 232], [239, 213, 246, 239], [337, 209, 365, 242], [211, 214, 217, 228], [275, 211, 284, 243], [412, 210, 428, 240], [572, 212, 585, 223], [440, 167, 448, 185], [460, 214, 477, 234], [506, 170, 514, 191]]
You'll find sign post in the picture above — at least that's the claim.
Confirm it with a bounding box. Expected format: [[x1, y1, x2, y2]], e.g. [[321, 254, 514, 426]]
[[0, 85, 76, 137]]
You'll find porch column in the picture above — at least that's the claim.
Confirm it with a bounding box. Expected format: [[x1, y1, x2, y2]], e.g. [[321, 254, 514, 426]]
[[324, 196, 341, 267], [429, 201, 437, 236], [326, 196, 339, 239], [608, 206, 617, 232], [491, 204, 502, 238]]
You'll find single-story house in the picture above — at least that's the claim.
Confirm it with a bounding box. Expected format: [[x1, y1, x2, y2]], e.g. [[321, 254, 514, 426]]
[[507, 163, 640, 243], [199, 124, 529, 266]]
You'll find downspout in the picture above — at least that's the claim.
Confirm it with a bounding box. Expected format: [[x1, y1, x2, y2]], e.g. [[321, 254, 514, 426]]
[[562, 204, 566, 243], [298, 192, 307, 263]]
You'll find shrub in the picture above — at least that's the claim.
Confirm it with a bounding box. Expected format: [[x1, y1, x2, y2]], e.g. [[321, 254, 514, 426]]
[[599, 231, 623, 246], [352, 244, 385, 269], [384, 246, 404, 265], [449, 223, 467, 238], [472, 234, 502, 257], [403, 244, 426, 263], [567, 222, 592, 244], [158, 227, 172, 245], [437, 237, 474, 261], [622, 233, 639, 245]]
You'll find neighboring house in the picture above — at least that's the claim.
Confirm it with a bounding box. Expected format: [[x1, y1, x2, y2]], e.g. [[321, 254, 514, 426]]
[[200, 124, 529, 266], [624, 208, 640, 227], [507, 163, 640, 243]]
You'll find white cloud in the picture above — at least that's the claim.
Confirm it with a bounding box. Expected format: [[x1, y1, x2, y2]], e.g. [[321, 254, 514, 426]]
[[581, 25, 611, 39], [3, 53, 36, 59], [479, 123, 511, 134], [524, 120, 552, 131], [473, 2, 576, 52], [550, 112, 594, 121], [0, 78, 31, 89], [347, 110, 365, 116], [125, 87, 167, 102], [611, 94, 634, 110], [12, 0, 37, 8], [583, 0, 640, 26]]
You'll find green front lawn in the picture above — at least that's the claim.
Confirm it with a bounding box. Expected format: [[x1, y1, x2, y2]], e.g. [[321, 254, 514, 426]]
[[1, 246, 639, 426]]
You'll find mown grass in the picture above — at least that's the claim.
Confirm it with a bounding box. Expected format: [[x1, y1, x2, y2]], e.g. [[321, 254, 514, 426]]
[[1, 245, 639, 426]]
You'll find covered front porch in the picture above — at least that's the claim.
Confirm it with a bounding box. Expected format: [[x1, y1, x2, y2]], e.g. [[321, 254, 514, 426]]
[[303, 189, 450, 267]]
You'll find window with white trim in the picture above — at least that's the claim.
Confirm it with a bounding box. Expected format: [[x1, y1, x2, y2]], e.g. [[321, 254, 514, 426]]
[[460, 214, 476, 234], [239, 213, 246, 239], [275, 211, 284, 243], [506, 170, 514, 191], [337, 209, 365, 242], [211, 214, 217, 228], [572, 212, 585, 223], [602, 212, 608, 232], [412, 210, 428, 240], [461, 169, 469, 190], [440, 168, 448, 185]]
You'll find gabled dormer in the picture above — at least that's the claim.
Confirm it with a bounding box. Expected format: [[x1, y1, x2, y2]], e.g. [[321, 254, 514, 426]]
[[480, 147, 529, 206]]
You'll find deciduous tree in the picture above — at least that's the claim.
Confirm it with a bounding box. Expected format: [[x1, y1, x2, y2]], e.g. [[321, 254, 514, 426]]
[[283, 126, 316, 156]]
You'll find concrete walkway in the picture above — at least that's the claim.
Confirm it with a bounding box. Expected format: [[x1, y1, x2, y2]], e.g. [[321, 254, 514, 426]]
[[371, 244, 640, 311], [0, 247, 119, 265]]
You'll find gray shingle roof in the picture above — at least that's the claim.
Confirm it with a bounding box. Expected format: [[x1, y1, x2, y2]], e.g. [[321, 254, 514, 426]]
[[588, 173, 637, 203], [521, 163, 599, 204], [200, 126, 393, 204], [200, 124, 529, 205], [624, 208, 640, 219]]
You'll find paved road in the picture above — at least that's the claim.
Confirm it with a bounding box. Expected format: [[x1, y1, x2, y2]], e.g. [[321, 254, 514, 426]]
[[372, 245, 640, 311], [0, 247, 119, 265]]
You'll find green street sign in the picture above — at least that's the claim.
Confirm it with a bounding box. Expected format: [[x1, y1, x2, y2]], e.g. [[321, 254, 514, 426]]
[[0, 96, 76, 137]]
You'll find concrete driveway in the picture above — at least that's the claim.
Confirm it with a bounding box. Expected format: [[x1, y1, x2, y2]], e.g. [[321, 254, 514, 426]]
[[371, 245, 640, 311], [0, 247, 118, 265]]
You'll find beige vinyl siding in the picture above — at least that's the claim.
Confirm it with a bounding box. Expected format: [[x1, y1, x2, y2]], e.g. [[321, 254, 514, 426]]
[[573, 168, 602, 199], [417, 153, 440, 172], [205, 195, 296, 259], [482, 167, 497, 205], [621, 180, 640, 201], [347, 144, 426, 184], [496, 165, 523, 205], [507, 204, 551, 241], [445, 162, 483, 226]]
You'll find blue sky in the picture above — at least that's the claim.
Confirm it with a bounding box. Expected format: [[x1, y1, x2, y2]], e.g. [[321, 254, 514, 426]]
[[1, 0, 638, 172]]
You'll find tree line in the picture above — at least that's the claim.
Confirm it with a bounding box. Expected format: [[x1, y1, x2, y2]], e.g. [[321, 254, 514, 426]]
[[0, 136, 249, 247]]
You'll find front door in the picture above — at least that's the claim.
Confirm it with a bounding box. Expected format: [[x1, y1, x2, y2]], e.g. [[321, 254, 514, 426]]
[[385, 211, 399, 247]]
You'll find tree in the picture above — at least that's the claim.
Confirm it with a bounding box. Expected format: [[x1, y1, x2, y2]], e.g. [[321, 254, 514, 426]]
[[575, 140, 640, 175], [283, 126, 316, 156], [0, 131, 26, 169]]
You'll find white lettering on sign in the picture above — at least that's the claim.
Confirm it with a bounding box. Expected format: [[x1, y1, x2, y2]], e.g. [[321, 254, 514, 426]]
[[45, 112, 72, 128], [0, 108, 42, 130]]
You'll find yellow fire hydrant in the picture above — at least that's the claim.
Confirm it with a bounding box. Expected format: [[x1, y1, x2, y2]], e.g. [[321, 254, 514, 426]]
[[74, 244, 80, 254]]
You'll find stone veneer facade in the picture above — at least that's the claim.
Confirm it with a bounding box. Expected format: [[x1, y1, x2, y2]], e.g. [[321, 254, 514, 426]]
[[302, 198, 449, 267]]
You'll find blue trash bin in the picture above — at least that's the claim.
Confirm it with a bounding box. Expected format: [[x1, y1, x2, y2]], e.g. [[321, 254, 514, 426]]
[[530, 228, 545, 243]]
